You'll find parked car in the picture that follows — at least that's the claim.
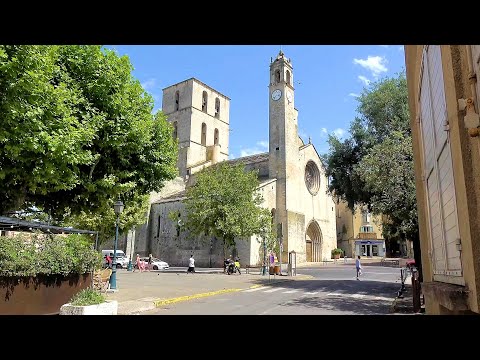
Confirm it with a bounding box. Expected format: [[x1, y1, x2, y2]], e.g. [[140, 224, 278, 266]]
[[101, 250, 130, 269], [136, 257, 169, 270]]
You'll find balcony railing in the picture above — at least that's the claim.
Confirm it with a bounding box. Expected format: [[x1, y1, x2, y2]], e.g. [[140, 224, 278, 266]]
[[357, 232, 377, 239]]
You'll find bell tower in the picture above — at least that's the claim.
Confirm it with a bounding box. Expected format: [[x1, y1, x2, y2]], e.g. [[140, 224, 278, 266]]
[[268, 50, 300, 262]]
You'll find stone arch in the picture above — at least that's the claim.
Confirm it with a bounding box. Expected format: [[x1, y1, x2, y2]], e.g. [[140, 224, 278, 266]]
[[305, 220, 322, 262], [201, 122, 207, 146]]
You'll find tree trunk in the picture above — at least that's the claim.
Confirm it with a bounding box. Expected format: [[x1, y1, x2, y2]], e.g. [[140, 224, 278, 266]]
[[411, 231, 423, 282]]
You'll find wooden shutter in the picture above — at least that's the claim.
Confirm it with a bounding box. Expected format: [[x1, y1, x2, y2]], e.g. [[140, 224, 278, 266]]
[[471, 45, 480, 111], [419, 45, 463, 280]]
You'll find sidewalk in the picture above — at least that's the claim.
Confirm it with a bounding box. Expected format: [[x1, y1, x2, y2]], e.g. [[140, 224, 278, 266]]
[[105, 268, 312, 314]]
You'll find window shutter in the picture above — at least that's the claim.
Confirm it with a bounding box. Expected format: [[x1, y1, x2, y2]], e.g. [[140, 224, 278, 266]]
[[419, 46, 463, 280]]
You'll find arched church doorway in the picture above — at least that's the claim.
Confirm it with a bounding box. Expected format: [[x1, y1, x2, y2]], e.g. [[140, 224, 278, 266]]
[[305, 220, 322, 262]]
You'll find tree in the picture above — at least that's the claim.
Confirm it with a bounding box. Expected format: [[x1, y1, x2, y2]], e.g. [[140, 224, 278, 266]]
[[181, 162, 274, 258], [0, 45, 178, 238], [323, 71, 422, 279]]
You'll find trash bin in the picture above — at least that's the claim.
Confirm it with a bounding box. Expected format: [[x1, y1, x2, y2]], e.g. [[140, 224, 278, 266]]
[[269, 266, 274, 275], [274, 265, 280, 275]]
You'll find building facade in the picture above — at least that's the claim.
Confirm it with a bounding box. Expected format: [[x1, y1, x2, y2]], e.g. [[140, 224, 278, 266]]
[[335, 201, 385, 258], [127, 51, 337, 267], [405, 45, 480, 314]]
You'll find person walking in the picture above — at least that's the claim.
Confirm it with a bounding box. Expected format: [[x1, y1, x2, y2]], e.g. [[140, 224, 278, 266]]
[[148, 253, 153, 271], [355, 255, 362, 280], [187, 254, 195, 274]]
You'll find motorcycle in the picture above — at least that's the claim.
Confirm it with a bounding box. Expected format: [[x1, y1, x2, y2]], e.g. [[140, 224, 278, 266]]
[[226, 259, 241, 275]]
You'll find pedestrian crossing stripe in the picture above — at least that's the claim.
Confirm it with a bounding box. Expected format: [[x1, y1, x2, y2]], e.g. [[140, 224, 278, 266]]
[[264, 287, 285, 293], [242, 288, 392, 301]]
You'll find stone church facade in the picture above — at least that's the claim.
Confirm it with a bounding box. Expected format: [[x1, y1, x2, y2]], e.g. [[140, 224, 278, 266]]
[[129, 51, 337, 267]]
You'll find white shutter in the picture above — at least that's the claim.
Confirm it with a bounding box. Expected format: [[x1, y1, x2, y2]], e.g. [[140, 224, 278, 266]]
[[419, 45, 463, 280]]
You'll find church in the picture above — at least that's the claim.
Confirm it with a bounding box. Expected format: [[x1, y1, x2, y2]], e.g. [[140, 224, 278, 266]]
[[129, 51, 337, 267]]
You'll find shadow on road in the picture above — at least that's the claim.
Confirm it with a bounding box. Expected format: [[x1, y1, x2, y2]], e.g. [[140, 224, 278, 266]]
[[246, 279, 399, 314]]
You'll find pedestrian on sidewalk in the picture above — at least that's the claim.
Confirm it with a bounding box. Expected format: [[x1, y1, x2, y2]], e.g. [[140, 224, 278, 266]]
[[148, 253, 153, 271], [356, 255, 362, 280], [187, 254, 195, 274]]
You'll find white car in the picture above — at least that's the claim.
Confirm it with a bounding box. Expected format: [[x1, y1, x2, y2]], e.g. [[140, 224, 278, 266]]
[[137, 257, 169, 270]]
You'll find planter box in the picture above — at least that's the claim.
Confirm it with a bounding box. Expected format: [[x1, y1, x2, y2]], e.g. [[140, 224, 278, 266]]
[[60, 300, 118, 315], [0, 273, 92, 315]]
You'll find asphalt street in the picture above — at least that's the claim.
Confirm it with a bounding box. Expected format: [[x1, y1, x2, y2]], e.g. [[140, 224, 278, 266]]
[[143, 265, 403, 315]]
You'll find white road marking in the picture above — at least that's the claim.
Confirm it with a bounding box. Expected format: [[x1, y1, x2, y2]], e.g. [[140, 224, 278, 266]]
[[304, 291, 318, 295], [264, 287, 285, 293], [283, 290, 299, 294], [244, 286, 269, 292]]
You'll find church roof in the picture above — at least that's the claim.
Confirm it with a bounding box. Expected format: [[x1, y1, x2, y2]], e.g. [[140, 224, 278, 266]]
[[154, 189, 187, 204], [226, 152, 269, 166]]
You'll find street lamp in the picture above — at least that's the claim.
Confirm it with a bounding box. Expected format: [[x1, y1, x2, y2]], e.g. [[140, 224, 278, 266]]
[[127, 232, 133, 272], [109, 199, 124, 290]]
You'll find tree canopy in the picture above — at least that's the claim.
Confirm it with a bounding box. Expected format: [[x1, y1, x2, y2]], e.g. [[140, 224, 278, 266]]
[[0, 45, 178, 238], [180, 162, 274, 255], [323, 71, 420, 274]]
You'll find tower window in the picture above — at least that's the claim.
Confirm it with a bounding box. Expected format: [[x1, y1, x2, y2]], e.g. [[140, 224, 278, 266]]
[[175, 90, 179, 111], [173, 121, 178, 140], [286, 70, 291, 85], [201, 122, 207, 146], [275, 70, 281, 83], [215, 97, 220, 118], [214, 128, 219, 145], [202, 91, 208, 113]]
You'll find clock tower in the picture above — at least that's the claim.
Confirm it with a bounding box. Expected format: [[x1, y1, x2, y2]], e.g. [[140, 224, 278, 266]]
[[268, 50, 300, 262]]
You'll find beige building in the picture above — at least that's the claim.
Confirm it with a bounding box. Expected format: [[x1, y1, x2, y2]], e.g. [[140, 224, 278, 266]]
[[405, 45, 480, 314], [128, 51, 337, 267], [336, 202, 385, 258]]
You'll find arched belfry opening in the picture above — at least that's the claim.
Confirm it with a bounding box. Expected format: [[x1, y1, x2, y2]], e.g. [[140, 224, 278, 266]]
[[305, 220, 322, 262]]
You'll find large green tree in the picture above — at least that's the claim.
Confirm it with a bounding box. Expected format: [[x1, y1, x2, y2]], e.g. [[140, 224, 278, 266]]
[[0, 45, 178, 239], [323, 71, 422, 278], [181, 162, 274, 257]]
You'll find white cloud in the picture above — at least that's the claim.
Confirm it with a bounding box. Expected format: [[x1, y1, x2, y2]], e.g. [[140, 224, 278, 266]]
[[240, 148, 264, 157], [349, 93, 360, 97], [239, 140, 269, 157], [333, 128, 346, 138], [398, 46, 404, 52], [353, 55, 388, 77], [229, 153, 237, 160], [141, 78, 156, 91], [358, 75, 371, 86], [256, 141, 268, 149], [379, 45, 389, 48]]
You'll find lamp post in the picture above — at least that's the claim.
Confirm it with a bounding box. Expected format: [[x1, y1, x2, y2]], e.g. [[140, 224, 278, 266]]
[[127, 231, 133, 271], [262, 236, 267, 276], [109, 199, 124, 290]]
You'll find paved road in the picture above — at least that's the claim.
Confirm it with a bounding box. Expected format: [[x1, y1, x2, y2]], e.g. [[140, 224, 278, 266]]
[[143, 265, 403, 315]]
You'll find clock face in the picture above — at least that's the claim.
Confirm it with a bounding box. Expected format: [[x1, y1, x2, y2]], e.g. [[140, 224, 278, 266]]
[[271, 89, 282, 101]]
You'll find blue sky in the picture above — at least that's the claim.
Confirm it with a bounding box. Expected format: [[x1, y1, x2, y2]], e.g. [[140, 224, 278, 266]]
[[109, 45, 406, 158]]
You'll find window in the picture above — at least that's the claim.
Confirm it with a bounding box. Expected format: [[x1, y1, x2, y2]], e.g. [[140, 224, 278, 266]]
[[362, 211, 371, 224], [172, 121, 178, 140], [214, 128, 219, 145], [360, 226, 373, 233], [201, 123, 207, 146], [215, 97, 220, 118], [275, 70, 280, 83], [202, 91, 208, 113], [175, 90, 179, 111], [286, 70, 291, 85]]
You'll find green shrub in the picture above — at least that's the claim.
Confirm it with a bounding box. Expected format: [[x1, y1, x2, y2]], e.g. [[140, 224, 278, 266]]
[[70, 288, 106, 306], [0, 232, 102, 277], [331, 248, 344, 257]]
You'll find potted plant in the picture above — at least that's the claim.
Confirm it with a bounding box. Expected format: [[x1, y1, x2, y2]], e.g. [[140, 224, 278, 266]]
[[0, 232, 102, 315], [331, 248, 344, 260], [60, 288, 117, 315]]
